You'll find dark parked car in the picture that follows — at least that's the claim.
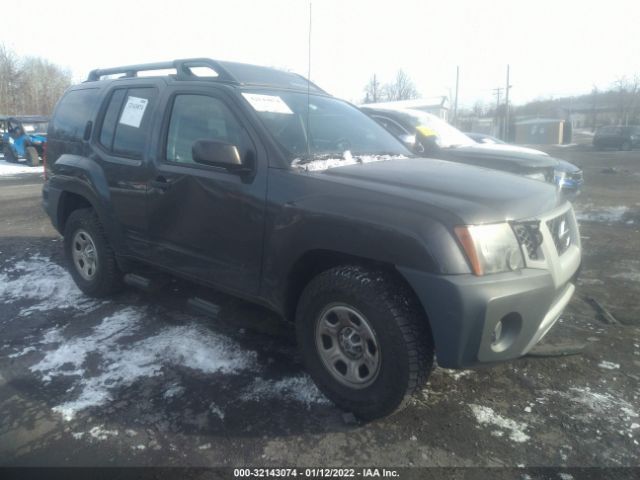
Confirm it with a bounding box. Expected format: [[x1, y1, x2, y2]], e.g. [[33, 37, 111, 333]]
[[463, 131, 584, 195], [593, 125, 640, 150], [43, 58, 581, 419], [363, 106, 564, 185]]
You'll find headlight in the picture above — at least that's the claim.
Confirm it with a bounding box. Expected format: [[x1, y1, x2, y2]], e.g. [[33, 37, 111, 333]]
[[524, 172, 546, 182], [454, 223, 524, 275]]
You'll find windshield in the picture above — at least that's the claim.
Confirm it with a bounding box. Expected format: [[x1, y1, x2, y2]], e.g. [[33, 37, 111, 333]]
[[242, 90, 411, 163], [393, 110, 475, 148], [20, 122, 49, 134]]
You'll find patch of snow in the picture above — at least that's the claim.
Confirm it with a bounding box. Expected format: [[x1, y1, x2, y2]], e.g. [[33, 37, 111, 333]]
[[71, 432, 85, 440], [442, 369, 473, 380], [242, 374, 330, 407], [0, 159, 43, 176], [544, 387, 638, 437], [133, 444, 146, 450], [469, 404, 530, 443], [8, 346, 37, 358], [575, 206, 628, 223], [0, 255, 103, 316], [292, 152, 408, 172], [559, 474, 574, 480], [163, 382, 185, 399], [611, 272, 640, 282], [209, 402, 225, 420], [88, 425, 118, 441], [598, 361, 620, 370], [198, 443, 211, 450], [30, 307, 257, 420]]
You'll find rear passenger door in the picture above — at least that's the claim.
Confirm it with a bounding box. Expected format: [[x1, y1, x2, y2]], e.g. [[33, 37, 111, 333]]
[[93, 84, 159, 258], [146, 87, 267, 295]]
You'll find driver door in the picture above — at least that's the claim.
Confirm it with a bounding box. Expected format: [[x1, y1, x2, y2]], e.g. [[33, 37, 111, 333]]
[[146, 88, 267, 295]]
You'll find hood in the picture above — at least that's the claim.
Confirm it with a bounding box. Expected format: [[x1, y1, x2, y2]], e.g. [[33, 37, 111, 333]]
[[477, 143, 549, 156], [319, 157, 561, 225], [439, 144, 559, 173], [555, 159, 580, 173]]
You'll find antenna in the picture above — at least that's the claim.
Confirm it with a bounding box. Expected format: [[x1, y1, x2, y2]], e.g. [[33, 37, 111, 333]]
[[305, 1, 312, 156]]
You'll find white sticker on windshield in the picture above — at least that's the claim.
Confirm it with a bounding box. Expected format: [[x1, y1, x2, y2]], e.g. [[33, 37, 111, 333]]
[[242, 93, 293, 114], [119, 96, 149, 128]]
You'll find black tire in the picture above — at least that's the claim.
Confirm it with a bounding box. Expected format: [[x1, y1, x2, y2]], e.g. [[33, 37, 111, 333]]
[[63, 208, 122, 297], [3, 145, 17, 163], [25, 146, 40, 166], [296, 265, 434, 420]]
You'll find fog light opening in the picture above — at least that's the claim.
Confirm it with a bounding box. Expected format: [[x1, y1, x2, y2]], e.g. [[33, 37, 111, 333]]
[[491, 312, 522, 352]]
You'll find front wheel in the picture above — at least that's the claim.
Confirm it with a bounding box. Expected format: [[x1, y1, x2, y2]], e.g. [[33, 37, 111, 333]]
[[296, 265, 434, 420], [25, 146, 40, 166], [63, 208, 122, 297]]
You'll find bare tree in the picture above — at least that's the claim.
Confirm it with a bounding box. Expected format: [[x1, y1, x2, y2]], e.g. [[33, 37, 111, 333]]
[[0, 45, 21, 114], [384, 70, 419, 101], [472, 100, 486, 117], [0, 44, 72, 115], [363, 74, 383, 103]]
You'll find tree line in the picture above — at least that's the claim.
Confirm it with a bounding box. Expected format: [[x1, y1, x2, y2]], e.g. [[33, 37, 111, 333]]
[[0, 44, 72, 116], [362, 70, 420, 103]]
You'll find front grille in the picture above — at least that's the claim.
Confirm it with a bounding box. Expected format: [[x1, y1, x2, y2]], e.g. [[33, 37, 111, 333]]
[[512, 221, 543, 260], [547, 212, 573, 256]]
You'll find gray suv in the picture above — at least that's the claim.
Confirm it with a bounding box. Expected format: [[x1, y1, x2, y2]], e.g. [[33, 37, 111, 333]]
[[43, 58, 581, 419]]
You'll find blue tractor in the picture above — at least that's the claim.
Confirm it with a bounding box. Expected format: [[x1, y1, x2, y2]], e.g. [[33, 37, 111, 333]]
[[0, 115, 49, 166]]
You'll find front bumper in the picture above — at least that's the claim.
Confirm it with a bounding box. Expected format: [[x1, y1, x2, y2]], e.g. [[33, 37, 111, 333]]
[[399, 203, 581, 368]]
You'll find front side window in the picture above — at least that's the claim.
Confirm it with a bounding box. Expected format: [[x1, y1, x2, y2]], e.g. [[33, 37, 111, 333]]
[[165, 94, 251, 165], [242, 90, 410, 163]]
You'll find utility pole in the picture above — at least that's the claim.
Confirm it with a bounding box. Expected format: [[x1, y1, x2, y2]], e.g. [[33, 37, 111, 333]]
[[504, 65, 512, 141], [453, 66, 459, 126], [493, 87, 503, 137]]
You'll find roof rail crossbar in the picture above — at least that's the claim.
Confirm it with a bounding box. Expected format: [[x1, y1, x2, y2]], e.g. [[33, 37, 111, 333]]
[[86, 58, 238, 83]]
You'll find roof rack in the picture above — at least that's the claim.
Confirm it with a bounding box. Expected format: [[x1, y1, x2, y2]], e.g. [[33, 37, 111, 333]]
[[85, 58, 327, 94], [86, 58, 237, 83]]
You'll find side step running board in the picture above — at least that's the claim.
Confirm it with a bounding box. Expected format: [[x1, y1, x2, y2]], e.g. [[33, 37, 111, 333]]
[[123, 273, 170, 293], [187, 297, 220, 318]]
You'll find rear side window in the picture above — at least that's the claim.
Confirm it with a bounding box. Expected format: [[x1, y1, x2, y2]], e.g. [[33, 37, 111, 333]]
[[98, 87, 157, 159], [51, 88, 99, 141]]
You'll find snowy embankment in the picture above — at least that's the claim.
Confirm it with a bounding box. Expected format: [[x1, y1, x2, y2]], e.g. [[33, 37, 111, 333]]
[[0, 159, 44, 176]]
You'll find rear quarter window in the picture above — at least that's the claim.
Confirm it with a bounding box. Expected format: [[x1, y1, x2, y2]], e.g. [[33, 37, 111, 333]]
[[51, 88, 100, 141]]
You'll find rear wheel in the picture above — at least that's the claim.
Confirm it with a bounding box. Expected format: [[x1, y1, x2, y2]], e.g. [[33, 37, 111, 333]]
[[3, 146, 17, 163], [296, 265, 434, 420], [64, 208, 122, 297]]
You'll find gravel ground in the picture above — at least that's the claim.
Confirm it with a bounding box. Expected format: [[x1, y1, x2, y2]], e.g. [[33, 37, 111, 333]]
[[0, 146, 638, 477]]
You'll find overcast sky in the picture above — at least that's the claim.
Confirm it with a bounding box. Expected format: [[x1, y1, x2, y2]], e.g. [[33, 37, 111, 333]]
[[2, 0, 639, 107]]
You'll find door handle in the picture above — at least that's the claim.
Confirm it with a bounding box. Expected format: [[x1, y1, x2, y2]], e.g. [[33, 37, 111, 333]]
[[150, 176, 173, 191]]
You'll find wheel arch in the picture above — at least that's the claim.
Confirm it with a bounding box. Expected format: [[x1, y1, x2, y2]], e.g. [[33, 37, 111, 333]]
[[283, 249, 432, 335]]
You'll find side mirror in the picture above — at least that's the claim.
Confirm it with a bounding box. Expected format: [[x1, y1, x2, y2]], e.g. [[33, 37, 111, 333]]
[[192, 139, 244, 172]]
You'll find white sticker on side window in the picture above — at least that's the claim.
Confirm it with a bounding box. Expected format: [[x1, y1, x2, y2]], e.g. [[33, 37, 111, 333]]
[[242, 93, 293, 114], [119, 96, 149, 128]]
